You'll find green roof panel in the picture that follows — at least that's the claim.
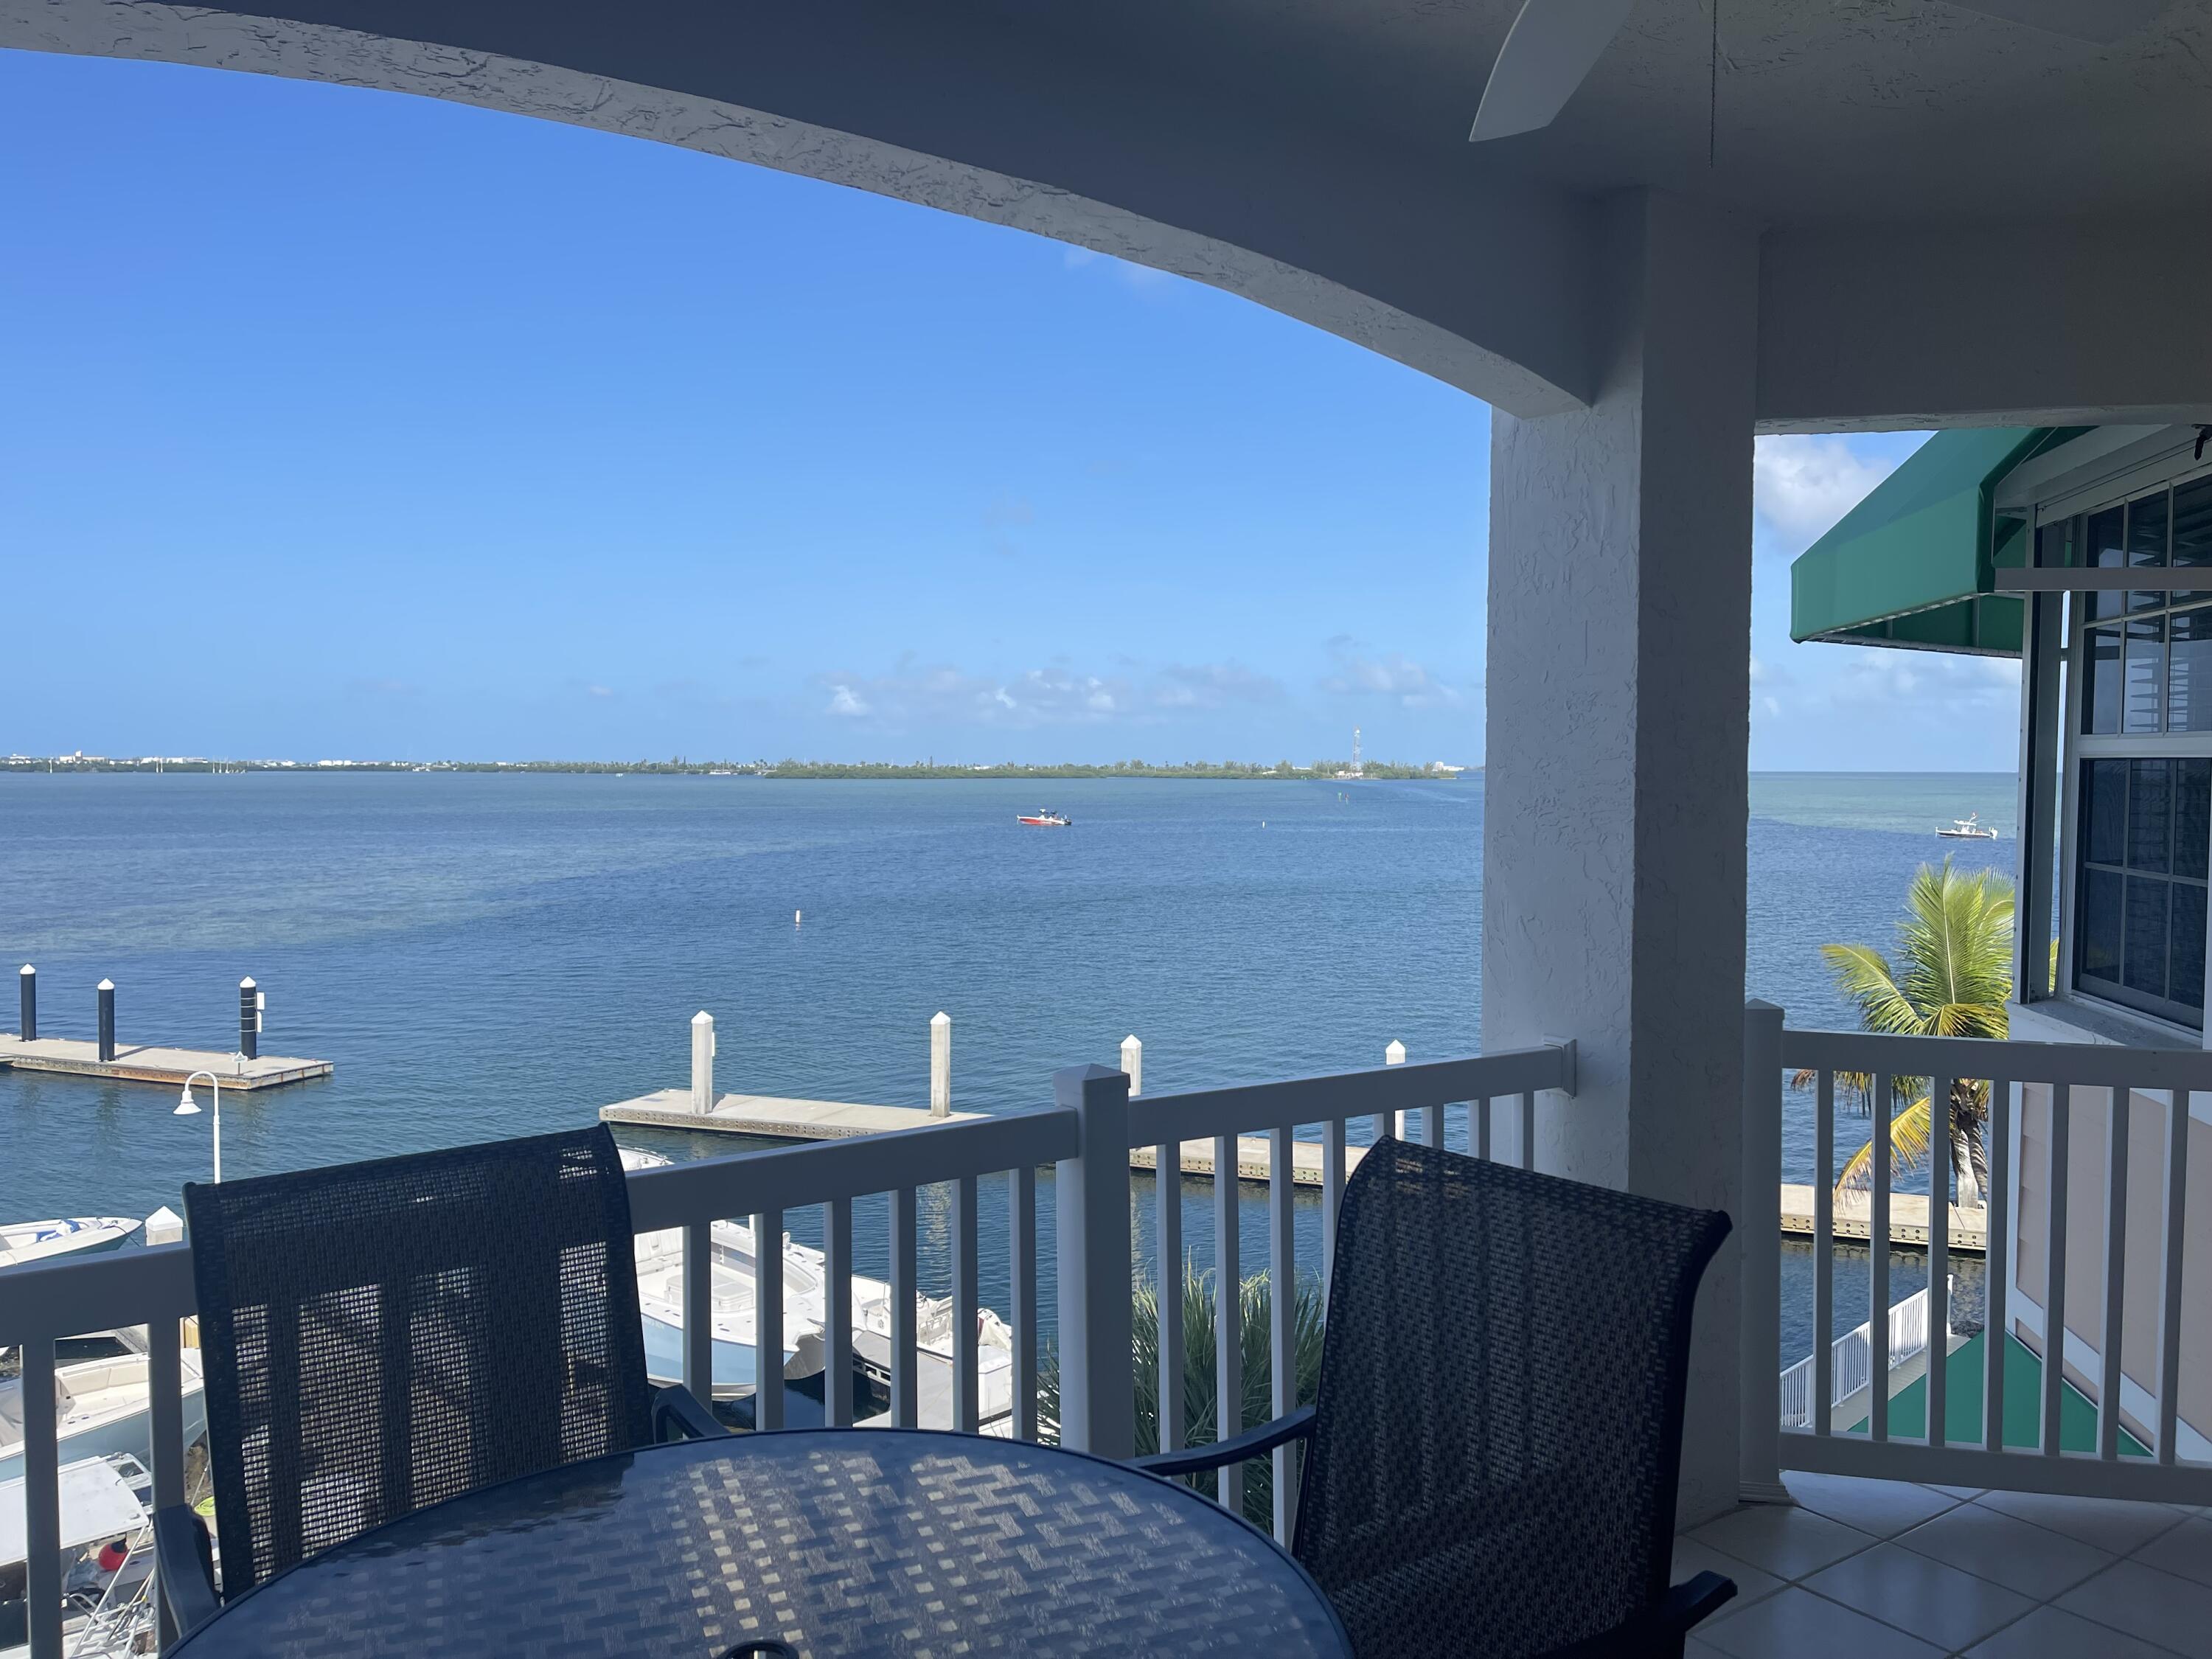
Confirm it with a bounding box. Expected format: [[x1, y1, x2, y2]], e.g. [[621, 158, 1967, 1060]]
[[1789, 428, 2068, 659]]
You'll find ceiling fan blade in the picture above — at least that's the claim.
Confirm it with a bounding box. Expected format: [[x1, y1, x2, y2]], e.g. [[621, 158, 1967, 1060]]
[[1933, 0, 2168, 44], [1468, 0, 1638, 143]]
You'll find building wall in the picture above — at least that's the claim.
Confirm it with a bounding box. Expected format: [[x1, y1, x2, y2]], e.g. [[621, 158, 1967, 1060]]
[[2013, 1079, 2211, 1450]]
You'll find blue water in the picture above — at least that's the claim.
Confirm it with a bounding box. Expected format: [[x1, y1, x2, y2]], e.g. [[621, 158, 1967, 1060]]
[[0, 771, 2017, 1363]]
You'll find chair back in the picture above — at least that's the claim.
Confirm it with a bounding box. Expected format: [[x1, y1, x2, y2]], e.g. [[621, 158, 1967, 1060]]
[[1295, 1137, 1730, 1659], [184, 1125, 655, 1594]]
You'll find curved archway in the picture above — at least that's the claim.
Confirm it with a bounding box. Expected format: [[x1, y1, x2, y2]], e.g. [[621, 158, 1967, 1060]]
[[2, 0, 1597, 415]]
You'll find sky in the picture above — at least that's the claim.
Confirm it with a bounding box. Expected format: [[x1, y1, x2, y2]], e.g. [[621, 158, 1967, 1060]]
[[1, 49, 2020, 771]]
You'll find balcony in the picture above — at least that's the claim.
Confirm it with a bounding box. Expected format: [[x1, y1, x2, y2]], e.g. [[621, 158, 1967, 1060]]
[[3, 1015, 2208, 1656]]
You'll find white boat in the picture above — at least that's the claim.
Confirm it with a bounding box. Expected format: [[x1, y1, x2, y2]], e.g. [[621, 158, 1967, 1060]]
[[0, 1220, 139, 1273], [0, 1330, 206, 1484], [1937, 813, 1999, 840], [619, 1148, 1015, 1428], [1, 1453, 162, 1659]]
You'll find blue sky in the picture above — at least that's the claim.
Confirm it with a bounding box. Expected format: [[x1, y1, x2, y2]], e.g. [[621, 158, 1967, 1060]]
[[1, 49, 2018, 771]]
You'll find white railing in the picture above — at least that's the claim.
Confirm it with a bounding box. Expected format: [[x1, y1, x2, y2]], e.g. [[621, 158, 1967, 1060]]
[[1751, 1013, 2212, 1506], [0, 1040, 1578, 1658], [1778, 1284, 1937, 1432]]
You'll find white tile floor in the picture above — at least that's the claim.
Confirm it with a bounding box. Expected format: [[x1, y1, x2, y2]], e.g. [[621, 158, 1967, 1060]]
[[1675, 1473, 2212, 1658]]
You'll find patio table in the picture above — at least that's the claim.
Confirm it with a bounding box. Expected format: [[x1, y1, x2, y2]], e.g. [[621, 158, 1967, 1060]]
[[170, 1427, 1352, 1658]]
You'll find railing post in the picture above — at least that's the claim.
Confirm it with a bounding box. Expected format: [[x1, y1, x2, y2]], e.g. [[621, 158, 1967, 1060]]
[[1739, 1001, 1790, 1503], [1054, 1062, 1133, 1458]]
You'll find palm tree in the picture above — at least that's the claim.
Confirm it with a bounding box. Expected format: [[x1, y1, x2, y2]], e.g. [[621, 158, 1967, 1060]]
[[1801, 857, 2013, 1210], [1039, 1258, 1325, 1529]]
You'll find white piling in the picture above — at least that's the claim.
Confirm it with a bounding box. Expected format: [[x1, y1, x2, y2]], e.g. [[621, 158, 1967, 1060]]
[[144, 1206, 183, 1247], [690, 1011, 716, 1115], [1121, 1034, 1143, 1097], [794, 909, 802, 926], [1385, 1040, 1408, 1138], [930, 1012, 952, 1116]]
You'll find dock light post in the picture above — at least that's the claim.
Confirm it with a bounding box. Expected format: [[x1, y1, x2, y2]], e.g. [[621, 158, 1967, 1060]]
[[18, 964, 32, 1041], [97, 979, 116, 1062], [175, 1070, 226, 1183]]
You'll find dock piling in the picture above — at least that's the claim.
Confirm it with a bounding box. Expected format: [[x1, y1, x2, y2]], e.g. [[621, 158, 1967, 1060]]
[[1385, 1040, 1407, 1137], [690, 1011, 716, 1114], [1121, 1034, 1142, 1097], [18, 964, 32, 1042], [239, 978, 260, 1061], [97, 979, 115, 1062], [930, 1012, 951, 1117]]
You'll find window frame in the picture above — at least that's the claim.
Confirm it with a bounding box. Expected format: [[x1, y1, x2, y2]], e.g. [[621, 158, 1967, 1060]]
[[2053, 460, 2212, 1034]]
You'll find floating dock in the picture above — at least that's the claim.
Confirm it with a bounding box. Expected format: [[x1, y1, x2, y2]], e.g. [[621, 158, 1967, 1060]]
[[1780, 1183, 1989, 1254], [0, 1034, 332, 1091], [602, 1088, 985, 1138]]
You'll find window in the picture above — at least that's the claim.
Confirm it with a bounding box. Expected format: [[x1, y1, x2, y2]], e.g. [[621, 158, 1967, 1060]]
[[2067, 475, 2212, 1030]]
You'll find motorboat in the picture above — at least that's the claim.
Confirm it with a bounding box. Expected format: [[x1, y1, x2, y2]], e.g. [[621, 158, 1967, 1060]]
[[0, 1453, 159, 1659], [1937, 813, 1999, 840], [0, 1220, 139, 1273], [0, 1330, 206, 1484], [1017, 810, 1071, 827]]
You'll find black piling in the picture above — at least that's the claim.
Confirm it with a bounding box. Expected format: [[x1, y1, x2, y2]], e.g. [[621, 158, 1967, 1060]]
[[240, 977, 260, 1061], [97, 978, 116, 1062], [17, 964, 33, 1041]]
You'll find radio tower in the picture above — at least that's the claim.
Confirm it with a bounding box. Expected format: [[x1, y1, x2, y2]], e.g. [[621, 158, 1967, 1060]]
[[1351, 726, 1363, 779]]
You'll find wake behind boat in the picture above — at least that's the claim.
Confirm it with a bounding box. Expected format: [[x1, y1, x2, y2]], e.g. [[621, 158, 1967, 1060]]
[[1017, 810, 1071, 827]]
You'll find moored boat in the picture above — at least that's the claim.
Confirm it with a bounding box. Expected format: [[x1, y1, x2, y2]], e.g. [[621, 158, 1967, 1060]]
[[1937, 813, 1999, 840], [1016, 810, 1071, 827], [0, 1219, 139, 1273]]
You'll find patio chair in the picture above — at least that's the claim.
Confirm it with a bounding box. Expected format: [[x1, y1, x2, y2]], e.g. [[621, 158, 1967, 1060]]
[[153, 1124, 720, 1636], [1135, 1136, 1737, 1659]]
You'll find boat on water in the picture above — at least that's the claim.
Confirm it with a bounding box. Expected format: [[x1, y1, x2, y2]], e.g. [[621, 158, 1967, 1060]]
[[0, 1453, 163, 1659], [0, 1219, 139, 1273], [619, 1148, 1015, 1429], [1017, 810, 1071, 827], [1937, 813, 1999, 840], [0, 1329, 207, 1484]]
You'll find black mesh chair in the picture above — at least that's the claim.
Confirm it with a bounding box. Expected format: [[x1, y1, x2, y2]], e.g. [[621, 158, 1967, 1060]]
[[1136, 1136, 1737, 1659], [154, 1125, 720, 1636]]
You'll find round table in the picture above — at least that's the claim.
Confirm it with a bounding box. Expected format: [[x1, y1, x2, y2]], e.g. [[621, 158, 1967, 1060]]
[[174, 1430, 1352, 1658]]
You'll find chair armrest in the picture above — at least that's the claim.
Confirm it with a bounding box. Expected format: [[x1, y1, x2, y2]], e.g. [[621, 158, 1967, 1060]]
[[1543, 1571, 1737, 1658], [653, 1382, 728, 1441], [153, 1504, 220, 1635], [1130, 1405, 1316, 1480]]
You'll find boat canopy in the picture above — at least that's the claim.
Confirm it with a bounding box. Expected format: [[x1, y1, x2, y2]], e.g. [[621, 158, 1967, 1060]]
[[0, 1457, 145, 1562], [1789, 428, 2083, 658]]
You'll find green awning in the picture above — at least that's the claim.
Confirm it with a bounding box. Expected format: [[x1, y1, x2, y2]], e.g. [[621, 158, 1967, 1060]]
[[1789, 428, 2080, 658]]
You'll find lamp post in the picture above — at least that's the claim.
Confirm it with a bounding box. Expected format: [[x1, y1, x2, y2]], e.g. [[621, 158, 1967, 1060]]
[[176, 1069, 226, 1183]]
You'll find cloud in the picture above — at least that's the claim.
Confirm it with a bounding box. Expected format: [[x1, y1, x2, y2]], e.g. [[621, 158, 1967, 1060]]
[[585, 684, 615, 699], [1152, 662, 1287, 710], [813, 658, 1281, 728], [1826, 651, 2018, 715], [1318, 644, 1466, 710], [1753, 435, 1899, 553]]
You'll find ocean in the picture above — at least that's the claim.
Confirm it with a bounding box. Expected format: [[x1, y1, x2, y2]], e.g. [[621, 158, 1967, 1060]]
[[0, 771, 2017, 1366]]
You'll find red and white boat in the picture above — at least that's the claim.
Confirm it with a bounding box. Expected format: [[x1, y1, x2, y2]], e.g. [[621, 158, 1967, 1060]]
[[1017, 810, 1071, 827]]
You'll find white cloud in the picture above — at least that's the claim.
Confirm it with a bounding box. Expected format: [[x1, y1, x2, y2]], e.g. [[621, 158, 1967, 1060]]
[[1753, 435, 1899, 553], [826, 684, 871, 717], [814, 658, 1280, 729], [1319, 643, 1465, 709], [1829, 651, 2018, 713], [1152, 662, 1286, 710]]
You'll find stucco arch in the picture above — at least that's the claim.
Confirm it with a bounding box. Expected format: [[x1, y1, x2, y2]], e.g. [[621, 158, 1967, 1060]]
[[2, 0, 1601, 417]]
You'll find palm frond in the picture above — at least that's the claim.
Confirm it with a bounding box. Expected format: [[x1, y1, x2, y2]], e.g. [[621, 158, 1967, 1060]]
[[1835, 1094, 1937, 1194]]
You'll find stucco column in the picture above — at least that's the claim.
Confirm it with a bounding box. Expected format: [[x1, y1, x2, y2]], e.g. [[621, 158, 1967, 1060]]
[[1483, 190, 1758, 1524]]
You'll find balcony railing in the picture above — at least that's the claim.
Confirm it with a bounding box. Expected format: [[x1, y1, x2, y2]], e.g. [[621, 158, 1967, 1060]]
[[0, 1040, 1576, 1659], [1746, 1006, 2212, 1508]]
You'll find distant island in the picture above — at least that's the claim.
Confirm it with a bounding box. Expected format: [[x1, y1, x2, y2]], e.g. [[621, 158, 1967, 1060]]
[[6, 753, 1472, 781]]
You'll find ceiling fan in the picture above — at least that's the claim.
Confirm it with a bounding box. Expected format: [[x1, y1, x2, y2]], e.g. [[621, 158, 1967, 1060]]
[[1468, 0, 2172, 142]]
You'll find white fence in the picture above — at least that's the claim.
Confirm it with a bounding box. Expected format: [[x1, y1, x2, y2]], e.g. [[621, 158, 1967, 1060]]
[[1778, 1285, 1936, 1433], [0, 1040, 1577, 1658], [1754, 1015, 2212, 1506]]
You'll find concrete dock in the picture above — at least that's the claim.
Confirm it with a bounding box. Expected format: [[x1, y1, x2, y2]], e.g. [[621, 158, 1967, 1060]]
[[601, 1089, 986, 1138], [1780, 1183, 1989, 1253], [0, 1034, 333, 1091]]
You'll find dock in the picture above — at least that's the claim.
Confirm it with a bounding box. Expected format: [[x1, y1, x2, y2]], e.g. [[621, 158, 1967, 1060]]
[[602, 1088, 986, 1139], [0, 1034, 333, 1091], [1780, 1183, 1989, 1254]]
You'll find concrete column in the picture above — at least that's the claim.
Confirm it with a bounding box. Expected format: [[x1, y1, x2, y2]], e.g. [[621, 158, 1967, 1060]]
[[690, 1011, 715, 1114], [930, 1012, 952, 1116], [1119, 1034, 1142, 1096], [1482, 190, 1757, 1524]]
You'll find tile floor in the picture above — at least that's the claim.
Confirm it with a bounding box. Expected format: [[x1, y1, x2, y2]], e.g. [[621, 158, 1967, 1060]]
[[1674, 1472, 2212, 1657]]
